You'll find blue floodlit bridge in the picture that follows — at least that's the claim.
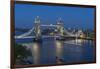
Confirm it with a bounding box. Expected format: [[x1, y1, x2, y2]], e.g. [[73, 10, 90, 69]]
[[15, 16, 84, 39]]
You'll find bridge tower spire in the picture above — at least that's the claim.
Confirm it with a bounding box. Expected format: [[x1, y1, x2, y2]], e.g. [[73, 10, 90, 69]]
[[56, 17, 64, 36], [34, 16, 41, 40]]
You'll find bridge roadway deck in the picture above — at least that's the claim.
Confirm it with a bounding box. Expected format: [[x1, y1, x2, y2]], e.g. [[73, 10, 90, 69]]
[[15, 35, 76, 39]]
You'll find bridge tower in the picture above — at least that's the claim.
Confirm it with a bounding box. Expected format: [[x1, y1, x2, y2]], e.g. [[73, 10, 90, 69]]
[[56, 18, 64, 37], [34, 16, 41, 40]]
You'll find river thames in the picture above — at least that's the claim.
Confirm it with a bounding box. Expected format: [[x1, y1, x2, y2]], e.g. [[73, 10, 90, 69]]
[[15, 37, 95, 65]]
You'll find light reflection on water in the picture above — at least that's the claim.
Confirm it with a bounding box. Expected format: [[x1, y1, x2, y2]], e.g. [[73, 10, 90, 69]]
[[18, 38, 95, 65], [55, 40, 64, 64], [31, 42, 40, 64]]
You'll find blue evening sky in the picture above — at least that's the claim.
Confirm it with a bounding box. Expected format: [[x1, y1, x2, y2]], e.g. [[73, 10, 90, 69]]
[[15, 4, 95, 30]]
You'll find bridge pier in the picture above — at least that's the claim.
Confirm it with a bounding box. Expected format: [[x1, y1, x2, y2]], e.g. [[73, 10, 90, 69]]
[[33, 37, 42, 42]]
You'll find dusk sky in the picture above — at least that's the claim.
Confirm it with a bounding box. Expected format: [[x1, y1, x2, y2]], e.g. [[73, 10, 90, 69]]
[[15, 4, 95, 30]]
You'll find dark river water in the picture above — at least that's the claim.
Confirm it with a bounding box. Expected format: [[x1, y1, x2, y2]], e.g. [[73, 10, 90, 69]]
[[15, 37, 95, 65]]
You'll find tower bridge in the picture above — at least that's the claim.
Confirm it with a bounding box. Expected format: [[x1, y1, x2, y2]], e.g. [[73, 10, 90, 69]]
[[15, 16, 84, 40]]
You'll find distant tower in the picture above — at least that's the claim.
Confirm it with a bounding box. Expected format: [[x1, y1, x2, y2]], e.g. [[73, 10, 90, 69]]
[[34, 16, 41, 40], [56, 18, 64, 36]]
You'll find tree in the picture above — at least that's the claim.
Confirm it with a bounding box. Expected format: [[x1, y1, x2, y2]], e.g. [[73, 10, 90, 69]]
[[14, 44, 32, 64]]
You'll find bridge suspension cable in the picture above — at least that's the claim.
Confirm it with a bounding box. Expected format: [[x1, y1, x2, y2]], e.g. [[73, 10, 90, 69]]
[[63, 28, 75, 37], [15, 27, 34, 38]]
